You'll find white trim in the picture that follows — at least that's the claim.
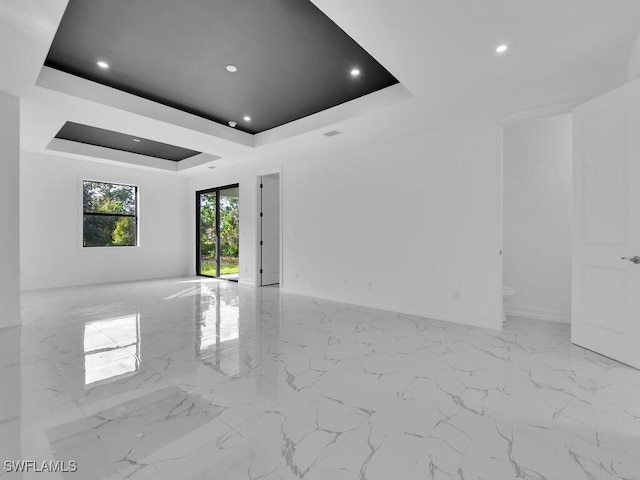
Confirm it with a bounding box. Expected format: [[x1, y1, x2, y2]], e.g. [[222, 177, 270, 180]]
[[253, 83, 412, 147], [255, 175, 261, 287], [177, 153, 222, 171], [254, 166, 283, 177], [504, 304, 570, 324], [281, 287, 503, 331], [255, 168, 283, 288], [37, 67, 411, 151], [499, 99, 583, 125], [38, 67, 253, 147], [50, 138, 178, 172]]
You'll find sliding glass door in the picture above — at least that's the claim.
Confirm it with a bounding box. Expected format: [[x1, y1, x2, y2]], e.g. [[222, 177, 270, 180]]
[[218, 186, 239, 279], [198, 191, 218, 277], [197, 184, 239, 281]]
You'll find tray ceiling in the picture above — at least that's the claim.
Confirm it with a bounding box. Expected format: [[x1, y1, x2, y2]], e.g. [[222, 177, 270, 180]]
[[45, 0, 399, 134], [55, 122, 201, 161]]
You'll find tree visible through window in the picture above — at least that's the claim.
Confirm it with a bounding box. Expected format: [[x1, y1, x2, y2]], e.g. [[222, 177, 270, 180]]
[[83, 180, 138, 247]]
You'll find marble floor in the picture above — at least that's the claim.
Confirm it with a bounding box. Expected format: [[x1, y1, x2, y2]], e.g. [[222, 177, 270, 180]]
[[1, 277, 639, 479]]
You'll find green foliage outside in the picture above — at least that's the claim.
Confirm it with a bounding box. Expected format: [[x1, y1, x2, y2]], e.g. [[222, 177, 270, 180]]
[[200, 260, 239, 277], [199, 192, 239, 276], [220, 198, 239, 257], [112, 217, 136, 245], [83, 181, 137, 247], [199, 193, 217, 260]]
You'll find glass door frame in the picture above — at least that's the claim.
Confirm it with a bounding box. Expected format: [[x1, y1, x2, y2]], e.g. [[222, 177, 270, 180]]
[[196, 183, 239, 280]]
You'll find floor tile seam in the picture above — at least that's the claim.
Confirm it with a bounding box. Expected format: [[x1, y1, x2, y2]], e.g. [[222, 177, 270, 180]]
[[4, 380, 120, 479], [88, 429, 153, 480], [103, 416, 240, 480], [150, 360, 305, 428], [130, 356, 212, 401], [90, 315, 147, 353], [590, 394, 613, 480], [216, 374, 379, 449], [457, 412, 510, 476], [456, 380, 503, 464], [227, 406, 371, 478], [15, 322, 59, 352], [457, 400, 605, 480], [56, 341, 141, 378], [302, 400, 471, 480], [52, 343, 173, 426], [304, 376, 408, 440], [0, 351, 54, 376], [160, 376, 237, 409], [34, 331, 83, 396], [287, 426, 363, 478]]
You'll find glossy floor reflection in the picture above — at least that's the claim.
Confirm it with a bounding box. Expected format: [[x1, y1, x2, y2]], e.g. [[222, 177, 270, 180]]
[[2, 277, 638, 479]]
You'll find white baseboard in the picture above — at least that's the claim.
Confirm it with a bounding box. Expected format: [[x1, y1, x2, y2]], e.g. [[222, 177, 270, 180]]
[[282, 287, 503, 331], [504, 304, 570, 324]]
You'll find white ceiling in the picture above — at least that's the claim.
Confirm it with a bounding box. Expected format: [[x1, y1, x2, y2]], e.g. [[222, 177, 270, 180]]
[[0, 0, 67, 96], [10, 0, 640, 174]]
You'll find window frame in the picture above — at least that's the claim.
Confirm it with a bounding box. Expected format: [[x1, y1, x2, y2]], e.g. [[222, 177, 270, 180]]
[[82, 179, 139, 248], [195, 183, 239, 279]]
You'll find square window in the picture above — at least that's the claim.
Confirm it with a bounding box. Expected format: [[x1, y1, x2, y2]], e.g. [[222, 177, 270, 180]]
[[83, 180, 138, 247]]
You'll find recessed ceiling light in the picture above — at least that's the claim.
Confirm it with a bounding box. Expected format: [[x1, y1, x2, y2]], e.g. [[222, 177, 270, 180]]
[[243, 116, 251, 122], [97, 60, 110, 69], [228, 121, 237, 128], [226, 64, 238, 73], [350, 68, 361, 77], [132, 138, 141, 143], [496, 44, 508, 54], [207, 166, 216, 169]]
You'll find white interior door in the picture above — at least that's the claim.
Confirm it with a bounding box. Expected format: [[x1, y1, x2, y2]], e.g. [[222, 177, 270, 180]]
[[260, 175, 280, 286], [572, 79, 640, 369]]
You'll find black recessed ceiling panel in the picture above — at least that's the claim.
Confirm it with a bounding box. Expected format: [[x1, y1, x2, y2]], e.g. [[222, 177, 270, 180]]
[[55, 122, 201, 161], [45, 0, 399, 134]]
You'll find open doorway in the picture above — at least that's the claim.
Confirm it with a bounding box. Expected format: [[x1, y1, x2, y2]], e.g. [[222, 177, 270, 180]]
[[259, 173, 280, 286], [196, 184, 240, 281], [502, 115, 572, 325]]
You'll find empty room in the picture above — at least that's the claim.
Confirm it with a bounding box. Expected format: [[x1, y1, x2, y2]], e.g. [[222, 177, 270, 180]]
[[1, 1, 640, 478]]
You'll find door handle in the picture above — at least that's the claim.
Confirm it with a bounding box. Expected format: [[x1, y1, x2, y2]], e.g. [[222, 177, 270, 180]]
[[621, 256, 640, 264]]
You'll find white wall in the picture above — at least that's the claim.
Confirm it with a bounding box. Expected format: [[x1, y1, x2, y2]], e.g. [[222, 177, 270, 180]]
[[503, 114, 572, 323], [628, 31, 640, 81], [20, 151, 190, 290], [0, 91, 21, 327], [190, 123, 504, 330]]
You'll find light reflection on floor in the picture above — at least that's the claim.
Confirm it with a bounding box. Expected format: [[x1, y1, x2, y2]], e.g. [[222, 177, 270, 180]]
[[84, 314, 140, 386], [197, 282, 241, 377], [1, 277, 638, 479]]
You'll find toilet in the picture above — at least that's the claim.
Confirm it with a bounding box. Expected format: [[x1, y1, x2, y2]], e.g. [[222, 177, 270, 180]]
[[502, 285, 515, 323]]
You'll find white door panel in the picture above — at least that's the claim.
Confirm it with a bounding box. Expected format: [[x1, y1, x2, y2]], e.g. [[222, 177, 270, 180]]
[[572, 79, 640, 369], [261, 175, 280, 286], [582, 107, 626, 245], [582, 265, 627, 334]]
